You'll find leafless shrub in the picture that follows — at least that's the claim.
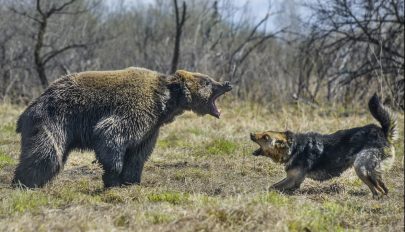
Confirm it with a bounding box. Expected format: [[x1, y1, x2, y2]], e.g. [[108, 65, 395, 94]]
[[0, 0, 403, 108]]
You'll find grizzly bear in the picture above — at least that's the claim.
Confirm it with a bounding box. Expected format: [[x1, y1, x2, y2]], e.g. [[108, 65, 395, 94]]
[[13, 67, 232, 188]]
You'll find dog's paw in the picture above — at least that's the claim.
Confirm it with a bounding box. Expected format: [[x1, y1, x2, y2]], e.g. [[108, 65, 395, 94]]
[[269, 185, 297, 194], [372, 193, 388, 200]]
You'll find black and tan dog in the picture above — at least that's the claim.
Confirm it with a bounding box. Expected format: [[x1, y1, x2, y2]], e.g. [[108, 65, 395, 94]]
[[250, 94, 398, 198]]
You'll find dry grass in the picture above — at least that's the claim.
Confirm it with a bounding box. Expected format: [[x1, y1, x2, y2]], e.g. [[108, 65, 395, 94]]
[[0, 98, 403, 231]]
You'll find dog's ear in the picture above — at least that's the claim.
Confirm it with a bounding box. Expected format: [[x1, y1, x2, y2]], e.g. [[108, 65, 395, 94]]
[[285, 130, 294, 145]]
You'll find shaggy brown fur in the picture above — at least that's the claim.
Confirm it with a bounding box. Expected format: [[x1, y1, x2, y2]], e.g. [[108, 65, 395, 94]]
[[13, 67, 232, 188]]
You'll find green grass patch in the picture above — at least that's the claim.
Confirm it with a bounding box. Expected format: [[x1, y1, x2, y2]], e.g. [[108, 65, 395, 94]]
[[254, 191, 290, 206], [207, 208, 249, 226], [0, 150, 16, 169], [174, 167, 209, 181], [207, 208, 228, 223], [345, 178, 364, 188], [145, 212, 175, 224], [0, 122, 16, 134], [205, 138, 237, 156], [102, 189, 126, 204], [49, 183, 102, 205], [289, 201, 354, 232], [193, 194, 218, 206], [114, 214, 131, 227], [147, 191, 189, 205], [0, 191, 56, 215], [185, 127, 204, 135], [157, 134, 189, 149]]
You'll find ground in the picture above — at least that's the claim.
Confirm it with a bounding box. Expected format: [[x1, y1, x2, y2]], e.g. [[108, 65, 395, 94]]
[[0, 99, 403, 231]]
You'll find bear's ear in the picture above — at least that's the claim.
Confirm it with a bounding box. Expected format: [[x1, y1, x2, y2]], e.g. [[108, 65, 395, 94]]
[[175, 70, 195, 82], [172, 71, 192, 105], [181, 82, 192, 104]]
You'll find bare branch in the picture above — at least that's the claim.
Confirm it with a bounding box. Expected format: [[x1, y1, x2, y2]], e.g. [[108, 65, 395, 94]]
[[42, 44, 88, 65]]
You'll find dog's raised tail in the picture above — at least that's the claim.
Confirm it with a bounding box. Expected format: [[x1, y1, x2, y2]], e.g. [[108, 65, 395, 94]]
[[368, 93, 398, 144]]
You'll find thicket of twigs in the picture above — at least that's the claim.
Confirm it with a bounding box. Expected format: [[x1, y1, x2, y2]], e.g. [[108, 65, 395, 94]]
[[0, 0, 403, 109]]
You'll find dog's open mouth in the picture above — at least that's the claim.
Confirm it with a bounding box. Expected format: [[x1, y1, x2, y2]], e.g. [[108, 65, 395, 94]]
[[252, 148, 263, 156], [250, 133, 263, 156]]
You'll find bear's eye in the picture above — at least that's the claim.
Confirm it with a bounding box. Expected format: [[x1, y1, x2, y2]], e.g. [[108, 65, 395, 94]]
[[274, 140, 285, 147], [202, 79, 211, 86], [263, 135, 271, 141]]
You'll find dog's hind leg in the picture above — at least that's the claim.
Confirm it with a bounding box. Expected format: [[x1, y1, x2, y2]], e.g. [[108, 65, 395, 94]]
[[377, 179, 388, 194], [369, 172, 388, 195], [354, 148, 388, 198], [354, 168, 380, 198]]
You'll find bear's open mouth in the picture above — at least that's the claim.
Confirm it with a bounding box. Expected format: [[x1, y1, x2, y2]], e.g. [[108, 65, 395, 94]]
[[209, 81, 232, 118], [210, 93, 223, 118]]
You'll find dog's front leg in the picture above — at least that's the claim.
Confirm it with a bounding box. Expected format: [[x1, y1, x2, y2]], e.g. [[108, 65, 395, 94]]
[[271, 168, 306, 192], [271, 178, 296, 191]]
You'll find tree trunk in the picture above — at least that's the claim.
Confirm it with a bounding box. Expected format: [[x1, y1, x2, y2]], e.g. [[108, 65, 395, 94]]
[[34, 20, 48, 88], [170, 0, 186, 74]]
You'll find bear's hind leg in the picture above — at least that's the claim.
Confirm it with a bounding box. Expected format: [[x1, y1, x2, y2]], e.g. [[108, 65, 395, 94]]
[[13, 127, 65, 188]]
